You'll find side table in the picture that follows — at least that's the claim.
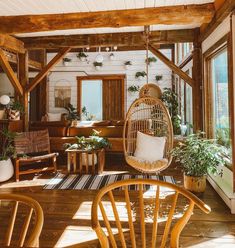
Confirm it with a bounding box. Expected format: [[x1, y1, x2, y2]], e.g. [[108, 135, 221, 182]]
[[66, 148, 105, 174]]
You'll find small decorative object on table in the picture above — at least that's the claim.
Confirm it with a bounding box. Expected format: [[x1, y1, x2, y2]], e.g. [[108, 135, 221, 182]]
[[65, 132, 111, 174], [8, 101, 24, 120], [171, 132, 229, 193]]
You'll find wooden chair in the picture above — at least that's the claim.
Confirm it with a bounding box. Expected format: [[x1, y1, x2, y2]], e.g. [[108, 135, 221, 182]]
[[0, 193, 44, 247], [123, 97, 174, 173], [91, 179, 211, 248], [14, 129, 58, 181]]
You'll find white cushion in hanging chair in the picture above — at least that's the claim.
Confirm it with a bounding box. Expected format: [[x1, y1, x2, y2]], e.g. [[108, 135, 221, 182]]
[[134, 131, 166, 162]]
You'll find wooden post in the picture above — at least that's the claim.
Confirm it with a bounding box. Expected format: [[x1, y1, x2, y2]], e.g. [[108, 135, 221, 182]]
[[192, 29, 203, 132], [18, 51, 29, 131]]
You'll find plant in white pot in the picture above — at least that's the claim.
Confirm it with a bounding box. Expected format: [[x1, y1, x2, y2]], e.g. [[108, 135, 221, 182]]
[[63, 57, 72, 66], [64, 103, 80, 127], [8, 101, 24, 120], [93, 62, 103, 71], [77, 52, 88, 62], [171, 132, 229, 193], [145, 57, 157, 67], [124, 61, 132, 70], [128, 85, 140, 96], [135, 71, 147, 81], [0, 129, 16, 182]]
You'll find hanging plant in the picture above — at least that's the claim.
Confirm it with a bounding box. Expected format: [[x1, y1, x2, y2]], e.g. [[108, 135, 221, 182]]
[[135, 71, 147, 78], [128, 85, 140, 93], [77, 52, 88, 61], [155, 75, 163, 82], [93, 62, 103, 71], [63, 57, 72, 66], [145, 57, 157, 65], [124, 61, 132, 66], [109, 53, 115, 60]]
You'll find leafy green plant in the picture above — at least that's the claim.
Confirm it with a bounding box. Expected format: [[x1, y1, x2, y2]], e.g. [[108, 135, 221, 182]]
[[77, 52, 88, 59], [145, 57, 157, 64], [64, 103, 80, 120], [63, 57, 72, 62], [171, 132, 229, 177], [93, 62, 103, 67], [65, 132, 111, 151], [216, 128, 231, 149], [0, 129, 16, 161], [124, 61, 132, 65], [10, 101, 24, 114], [82, 106, 95, 121], [128, 85, 140, 93], [155, 75, 163, 81], [161, 88, 181, 134], [135, 71, 147, 78]]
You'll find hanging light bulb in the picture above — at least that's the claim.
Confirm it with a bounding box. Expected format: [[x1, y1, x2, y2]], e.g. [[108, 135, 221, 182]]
[[113, 46, 118, 51], [106, 47, 110, 52]]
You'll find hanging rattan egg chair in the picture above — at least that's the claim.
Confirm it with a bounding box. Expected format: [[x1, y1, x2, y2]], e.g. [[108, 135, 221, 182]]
[[123, 96, 173, 173]]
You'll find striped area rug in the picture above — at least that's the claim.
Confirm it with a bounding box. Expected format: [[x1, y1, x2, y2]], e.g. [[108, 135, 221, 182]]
[[44, 173, 175, 190]]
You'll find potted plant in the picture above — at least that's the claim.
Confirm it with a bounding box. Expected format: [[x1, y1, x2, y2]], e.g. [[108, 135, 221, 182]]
[[124, 61, 132, 70], [8, 101, 24, 120], [135, 71, 147, 80], [171, 132, 229, 193], [0, 129, 16, 182], [161, 88, 181, 135], [77, 52, 88, 62], [146, 57, 157, 66], [155, 75, 163, 82], [63, 57, 72, 66], [93, 62, 103, 71], [64, 103, 80, 126], [109, 53, 115, 61], [82, 106, 95, 121], [128, 85, 140, 95]]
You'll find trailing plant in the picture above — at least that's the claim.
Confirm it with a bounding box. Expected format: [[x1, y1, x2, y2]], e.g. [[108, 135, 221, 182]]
[[161, 88, 181, 135], [145, 57, 157, 64], [63, 57, 72, 62], [0, 129, 16, 161], [135, 71, 147, 78], [93, 62, 103, 67], [128, 85, 140, 93], [64, 103, 80, 120], [77, 52, 88, 59], [155, 75, 163, 81], [171, 132, 229, 177], [64, 131, 111, 151], [10, 101, 24, 114], [124, 61, 132, 66]]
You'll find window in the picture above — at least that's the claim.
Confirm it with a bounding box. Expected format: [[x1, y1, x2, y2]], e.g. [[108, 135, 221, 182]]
[[77, 75, 125, 121]]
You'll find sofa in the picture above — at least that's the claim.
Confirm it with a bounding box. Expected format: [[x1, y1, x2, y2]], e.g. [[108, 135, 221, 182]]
[[30, 120, 124, 154]]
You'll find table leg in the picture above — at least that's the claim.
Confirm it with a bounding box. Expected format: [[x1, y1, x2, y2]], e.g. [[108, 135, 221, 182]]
[[73, 152, 77, 173], [85, 153, 89, 174], [92, 152, 95, 175], [79, 153, 83, 174], [98, 149, 105, 174], [67, 152, 71, 173]]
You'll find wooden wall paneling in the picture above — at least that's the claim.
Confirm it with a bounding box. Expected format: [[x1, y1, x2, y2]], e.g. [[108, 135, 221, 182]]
[[0, 4, 215, 34], [192, 29, 203, 132]]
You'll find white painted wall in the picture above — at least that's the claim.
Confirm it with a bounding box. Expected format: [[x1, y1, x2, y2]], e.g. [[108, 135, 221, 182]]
[[0, 73, 14, 97], [47, 49, 172, 114]]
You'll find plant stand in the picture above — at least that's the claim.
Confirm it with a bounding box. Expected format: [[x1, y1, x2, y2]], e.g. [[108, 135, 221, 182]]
[[66, 148, 105, 174]]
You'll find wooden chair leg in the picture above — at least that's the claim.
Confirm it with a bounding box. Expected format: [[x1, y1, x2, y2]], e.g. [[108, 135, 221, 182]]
[[15, 160, 20, 182], [52, 155, 57, 172]]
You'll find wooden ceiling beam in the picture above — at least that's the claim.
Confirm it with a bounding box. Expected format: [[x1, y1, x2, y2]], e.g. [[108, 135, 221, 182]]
[[200, 0, 235, 41], [26, 47, 71, 92], [0, 48, 23, 95], [21, 29, 195, 50], [0, 34, 25, 53], [149, 44, 194, 86], [0, 4, 215, 34]]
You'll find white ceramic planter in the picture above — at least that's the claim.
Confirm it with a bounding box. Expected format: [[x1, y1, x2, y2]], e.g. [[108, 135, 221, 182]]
[[125, 65, 131, 70], [63, 61, 70, 66], [0, 159, 14, 182], [95, 66, 102, 71], [80, 57, 86, 62], [8, 110, 20, 120]]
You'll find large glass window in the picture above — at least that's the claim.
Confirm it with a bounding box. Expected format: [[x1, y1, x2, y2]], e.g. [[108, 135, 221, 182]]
[[211, 49, 231, 150]]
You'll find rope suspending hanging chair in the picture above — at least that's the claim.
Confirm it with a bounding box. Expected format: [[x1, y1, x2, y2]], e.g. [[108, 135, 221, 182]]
[[123, 26, 174, 173]]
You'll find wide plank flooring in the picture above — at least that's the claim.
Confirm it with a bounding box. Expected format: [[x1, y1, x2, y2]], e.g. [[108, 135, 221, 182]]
[[0, 154, 234, 247]]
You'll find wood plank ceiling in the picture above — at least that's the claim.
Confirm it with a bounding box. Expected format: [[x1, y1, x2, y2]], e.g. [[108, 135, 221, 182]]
[[0, 0, 215, 37]]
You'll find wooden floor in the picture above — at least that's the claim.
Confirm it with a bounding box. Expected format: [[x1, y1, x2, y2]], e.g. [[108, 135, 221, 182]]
[[0, 154, 235, 247]]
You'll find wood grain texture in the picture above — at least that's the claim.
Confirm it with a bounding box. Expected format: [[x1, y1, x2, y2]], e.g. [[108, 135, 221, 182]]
[[0, 4, 215, 34], [21, 29, 195, 49], [0, 34, 24, 53]]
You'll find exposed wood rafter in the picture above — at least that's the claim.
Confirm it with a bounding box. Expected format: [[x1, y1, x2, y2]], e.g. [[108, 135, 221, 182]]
[[0, 34, 25, 53], [149, 44, 195, 86], [26, 47, 71, 92], [0, 48, 23, 95], [0, 4, 215, 34], [21, 29, 195, 50]]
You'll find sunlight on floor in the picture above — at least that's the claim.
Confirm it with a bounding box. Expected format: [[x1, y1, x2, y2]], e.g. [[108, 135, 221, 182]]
[[0, 178, 51, 188]]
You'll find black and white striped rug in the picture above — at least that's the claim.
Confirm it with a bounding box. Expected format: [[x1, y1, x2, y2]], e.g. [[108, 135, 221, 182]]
[[44, 173, 175, 190]]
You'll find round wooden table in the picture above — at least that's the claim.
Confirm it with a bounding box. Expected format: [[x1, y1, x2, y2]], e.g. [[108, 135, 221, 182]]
[[66, 148, 105, 174]]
